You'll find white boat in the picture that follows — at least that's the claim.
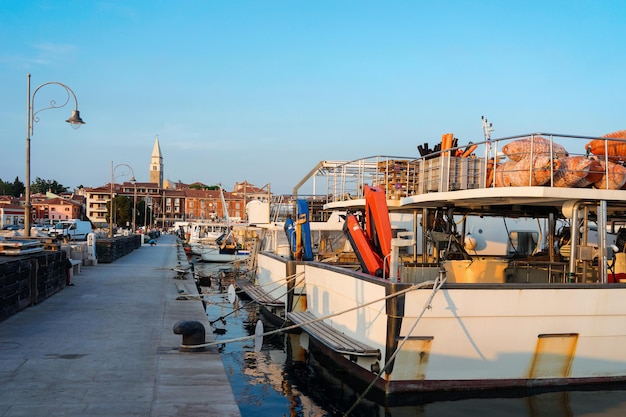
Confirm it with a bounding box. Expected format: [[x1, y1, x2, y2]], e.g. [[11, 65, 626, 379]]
[[235, 199, 351, 324], [255, 125, 626, 398], [199, 245, 250, 263], [185, 221, 229, 250], [198, 226, 252, 263]]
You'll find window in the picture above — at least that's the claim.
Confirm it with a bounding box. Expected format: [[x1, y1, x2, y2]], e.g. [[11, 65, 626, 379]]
[[507, 231, 539, 256]]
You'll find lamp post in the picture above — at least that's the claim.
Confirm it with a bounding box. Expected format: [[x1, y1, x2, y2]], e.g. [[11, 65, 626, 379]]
[[109, 162, 135, 238], [25, 73, 85, 237], [144, 196, 152, 230], [132, 181, 137, 233]]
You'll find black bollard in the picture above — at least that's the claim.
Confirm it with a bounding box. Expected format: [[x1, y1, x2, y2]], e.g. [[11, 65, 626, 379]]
[[173, 320, 207, 352]]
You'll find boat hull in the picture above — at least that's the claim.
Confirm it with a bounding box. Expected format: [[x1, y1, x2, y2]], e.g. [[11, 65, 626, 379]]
[[200, 246, 249, 263], [275, 255, 626, 395]]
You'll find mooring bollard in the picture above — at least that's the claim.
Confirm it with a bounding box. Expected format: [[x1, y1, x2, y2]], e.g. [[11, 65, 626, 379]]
[[173, 320, 206, 352]]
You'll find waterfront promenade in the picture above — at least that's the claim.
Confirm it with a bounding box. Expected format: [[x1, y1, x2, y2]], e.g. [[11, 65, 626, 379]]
[[0, 234, 241, 417]]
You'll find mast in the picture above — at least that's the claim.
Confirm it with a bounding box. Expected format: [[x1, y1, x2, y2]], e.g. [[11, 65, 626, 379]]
[[219, 184, 230, 226]]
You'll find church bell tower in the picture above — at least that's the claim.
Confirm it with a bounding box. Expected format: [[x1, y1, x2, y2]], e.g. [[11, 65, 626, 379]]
[[150, 135, 163, 188]]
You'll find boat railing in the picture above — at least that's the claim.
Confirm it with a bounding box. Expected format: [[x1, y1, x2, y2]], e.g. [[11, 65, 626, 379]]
[[323, 132, 626, 201]]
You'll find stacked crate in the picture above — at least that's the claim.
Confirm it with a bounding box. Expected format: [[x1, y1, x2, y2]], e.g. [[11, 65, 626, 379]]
[[420, 156, 483, 192], [376, 160, 420, 199]]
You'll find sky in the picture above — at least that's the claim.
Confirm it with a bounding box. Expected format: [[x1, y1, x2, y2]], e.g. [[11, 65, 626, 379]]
[[0, 1, 625, 195]]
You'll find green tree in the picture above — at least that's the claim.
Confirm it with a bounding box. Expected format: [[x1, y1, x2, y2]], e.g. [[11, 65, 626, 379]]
[[12, 177, 24, 197], [107, 196, 133, 228], [107, 198, 152, 230], [30, 177, 69, 194], [135, 200, 153, 229], [189, 183, 219, 190], [0, 178, 13, 196]]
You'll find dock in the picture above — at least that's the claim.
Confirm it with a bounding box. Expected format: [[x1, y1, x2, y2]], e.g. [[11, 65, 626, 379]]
[[0, 234, 241, 417]]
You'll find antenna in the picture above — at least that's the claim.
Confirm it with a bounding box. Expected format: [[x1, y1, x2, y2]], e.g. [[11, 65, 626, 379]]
[[481, 115, 494, 142]]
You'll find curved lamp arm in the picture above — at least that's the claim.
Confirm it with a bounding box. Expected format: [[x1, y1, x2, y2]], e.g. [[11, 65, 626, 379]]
[[29, 76, 85, 136]]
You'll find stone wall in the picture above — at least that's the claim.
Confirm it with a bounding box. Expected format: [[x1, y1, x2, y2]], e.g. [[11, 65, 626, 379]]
[[96, 235, 142, 263], [0, 251, 66, 322]]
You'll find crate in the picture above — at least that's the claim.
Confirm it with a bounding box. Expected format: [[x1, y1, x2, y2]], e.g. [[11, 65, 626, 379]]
[[376, 159, 420, 197], [419, 156, 483, 192]]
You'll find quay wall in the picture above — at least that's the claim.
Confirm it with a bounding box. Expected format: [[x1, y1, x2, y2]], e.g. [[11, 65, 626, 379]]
[[96, 235, 142, 263], [0, 251, 66, 322]]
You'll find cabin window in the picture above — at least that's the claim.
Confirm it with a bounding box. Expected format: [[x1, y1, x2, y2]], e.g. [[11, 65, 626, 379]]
[[507, 231, 539, 256]]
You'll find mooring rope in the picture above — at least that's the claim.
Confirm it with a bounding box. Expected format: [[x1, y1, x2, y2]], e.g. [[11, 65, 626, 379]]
[[180, 279, 436, 350], [206, 272, 306, 325], [238, 270, 304, 292], [342, 274, 446, 417]]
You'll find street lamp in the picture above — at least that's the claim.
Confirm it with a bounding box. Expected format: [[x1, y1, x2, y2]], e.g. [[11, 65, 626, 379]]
[[132, 180, 137, 233], [25, 73, 85, 237], [109, 162, 135, 238]]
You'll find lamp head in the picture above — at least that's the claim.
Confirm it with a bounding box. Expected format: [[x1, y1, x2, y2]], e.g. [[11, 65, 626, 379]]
[[130, 176, 136, 184], [66, 110, 85, 128]]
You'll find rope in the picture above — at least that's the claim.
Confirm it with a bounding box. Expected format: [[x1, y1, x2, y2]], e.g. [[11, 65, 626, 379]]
[[207, 271, 305, 326], [180, 279, 436, 350], [239, 271, 303, 292], [342, 274, 446, 417]]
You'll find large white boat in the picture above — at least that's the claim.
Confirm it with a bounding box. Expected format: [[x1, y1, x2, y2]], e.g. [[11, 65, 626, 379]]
[[253, 125, 626, 398]]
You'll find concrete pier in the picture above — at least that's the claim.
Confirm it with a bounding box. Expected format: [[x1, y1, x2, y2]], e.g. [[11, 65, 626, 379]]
[[0, 234, 241, 417]]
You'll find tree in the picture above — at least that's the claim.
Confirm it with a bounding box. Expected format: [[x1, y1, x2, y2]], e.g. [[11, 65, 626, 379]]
[[136, 200, 152, 228], [0, 178, 13, 196], [189, 183, 219, 191], [12, 177, 24, 197], [107, 196, 133, 228], [107, 198, 152, 230], [30, 177, 69, 194]]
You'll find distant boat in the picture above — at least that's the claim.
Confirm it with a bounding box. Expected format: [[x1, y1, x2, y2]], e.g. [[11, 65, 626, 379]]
[[199, 228, 250, 263], [199, 245, 250, 263]]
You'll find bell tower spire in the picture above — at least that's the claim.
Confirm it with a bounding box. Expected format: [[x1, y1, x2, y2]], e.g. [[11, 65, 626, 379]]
[[150, 135, 163, 188]]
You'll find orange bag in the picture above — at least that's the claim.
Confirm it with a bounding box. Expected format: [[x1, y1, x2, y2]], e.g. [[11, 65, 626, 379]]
[[494, 156, 561, 187], [592, 159, 626, 189], [502, 136, 569, 162], [577, 158, 604, 187], [553, 156, 592, 187], [585, 130, 626, 161], [492, 160, 518, 187]]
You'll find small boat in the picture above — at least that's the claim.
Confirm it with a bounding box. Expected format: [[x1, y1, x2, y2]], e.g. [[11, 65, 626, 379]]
[[199, 245, 250, 263], [255, 123, 626, 399], [199, 229, 249, 263]]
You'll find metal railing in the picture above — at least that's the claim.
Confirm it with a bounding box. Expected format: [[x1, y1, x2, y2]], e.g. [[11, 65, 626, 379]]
[[316, 132, 626, 201]]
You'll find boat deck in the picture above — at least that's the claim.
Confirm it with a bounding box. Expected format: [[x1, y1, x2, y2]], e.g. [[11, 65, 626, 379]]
[[236, 279, 284, 307], [287, 310, 381, 358]]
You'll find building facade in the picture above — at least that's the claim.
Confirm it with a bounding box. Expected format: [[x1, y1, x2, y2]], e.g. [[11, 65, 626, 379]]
[[28, 136, 271, 231]]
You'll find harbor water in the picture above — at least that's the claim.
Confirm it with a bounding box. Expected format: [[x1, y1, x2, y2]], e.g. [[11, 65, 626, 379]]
[[194, 260, 626, 417]]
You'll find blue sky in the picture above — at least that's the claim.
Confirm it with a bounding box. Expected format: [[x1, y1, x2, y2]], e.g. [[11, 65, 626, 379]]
[[1, 1, 624, 195]]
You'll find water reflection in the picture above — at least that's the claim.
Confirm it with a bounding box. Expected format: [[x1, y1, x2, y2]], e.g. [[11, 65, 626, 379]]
[[197, 262, 626, 417]]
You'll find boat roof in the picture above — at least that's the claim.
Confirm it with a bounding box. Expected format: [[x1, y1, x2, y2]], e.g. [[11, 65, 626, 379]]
[[319, 131, 626, 218]]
